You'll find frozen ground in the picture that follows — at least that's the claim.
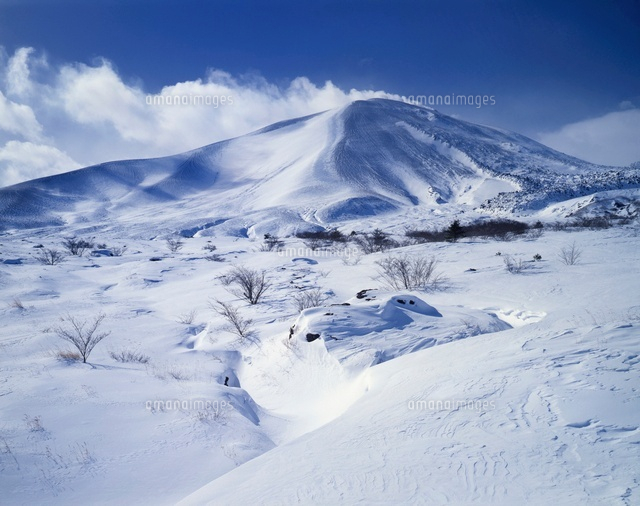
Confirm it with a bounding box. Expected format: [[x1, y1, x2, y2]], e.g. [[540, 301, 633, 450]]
[[1, 222, 639, 505]]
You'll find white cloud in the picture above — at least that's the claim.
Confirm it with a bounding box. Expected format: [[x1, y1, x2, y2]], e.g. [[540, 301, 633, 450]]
[[0, 90, 43, 141], [58, 61, 153, 143], [0, 47, 400, 187], [0, 140, 81, 187], [5, 47, 36, 97], [538, 108, 640, 167]]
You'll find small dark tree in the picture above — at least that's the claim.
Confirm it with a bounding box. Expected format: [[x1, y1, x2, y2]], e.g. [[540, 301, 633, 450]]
[[62, 237, 94, 256], [53, 313, 110, 363], [210, 300, 255, 341], [223, 266, 271, 304], [34, 248, 66, 265], [354, 228, 397, 254], [260, 234, 284, 252], [166, 237, 184, 253], [445, 220, 464, 243]]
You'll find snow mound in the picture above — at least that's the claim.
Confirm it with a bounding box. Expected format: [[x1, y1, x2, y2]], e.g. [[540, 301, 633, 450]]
[[290, 291, 510, 367]]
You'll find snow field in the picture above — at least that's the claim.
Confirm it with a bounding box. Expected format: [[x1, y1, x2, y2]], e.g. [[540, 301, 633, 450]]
[[0, 224, 638, 504]]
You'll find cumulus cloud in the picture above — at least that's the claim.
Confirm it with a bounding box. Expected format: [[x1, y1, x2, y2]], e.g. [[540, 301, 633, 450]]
[[0, 47, 399, 187], [0, 90, 43, 141], [5, 47, 36, 97], [0, 140, 81, 187], [538, 108, 640, 167]]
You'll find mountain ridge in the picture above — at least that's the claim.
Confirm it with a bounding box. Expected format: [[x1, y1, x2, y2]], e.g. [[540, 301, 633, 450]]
[[1, 98, 638, 234]]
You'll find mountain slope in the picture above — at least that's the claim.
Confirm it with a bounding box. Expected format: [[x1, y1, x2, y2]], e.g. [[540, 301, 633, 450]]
[[1, 99, 637, 235]]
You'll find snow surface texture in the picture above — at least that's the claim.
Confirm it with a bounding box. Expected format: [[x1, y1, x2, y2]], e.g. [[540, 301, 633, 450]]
[[1, 225, 639, 505], [1, 99, 638, 236]]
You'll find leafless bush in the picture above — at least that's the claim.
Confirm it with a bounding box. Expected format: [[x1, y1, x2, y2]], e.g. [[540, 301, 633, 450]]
[[404, 228, 446, 243], [503, 255, 530, 274], [10, 297, 25, 310], [354, 229, 397, 254], [526, 228, 544, 240], [24, 414, 45, 432], [210, 300, 255, 341], [34, 248, 65, 265], [296, 229, 346, 243], [166, 237, 184, 253], [165, 367, 189, 381], [110, 245, 127, 256], [341, 252, 362, 266], [559, 241, 582, 265], [203, 243, 224, 261], [62, 236, 94, 256], [376, 254, 446, 290], [303, 238, 328, 251], [109, 349, 150, 364], [53, 313, 110, 363], [176, 309, 197, 325], [224, 265, 270, 304], [260, 234, 284, 252], [292, 288, 329, 312]]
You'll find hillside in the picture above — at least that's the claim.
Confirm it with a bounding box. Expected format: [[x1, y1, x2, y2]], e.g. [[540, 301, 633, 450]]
[[1, 99, 637, 236]]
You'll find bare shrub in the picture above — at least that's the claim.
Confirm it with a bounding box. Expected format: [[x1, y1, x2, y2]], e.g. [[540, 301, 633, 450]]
[[166, 237, 184, 253], [559, 241, 582, 265], [205, 253, 225, 262], [203, 243, 217, 252], [405, 228, 446, 243], [303, 238, 327, 251], [10, 297, 25, 310], [571, 216, 612, 230], [24, 414, 45, 432], [166, 367, 189, 381], [526, 228, 544, 240], [176, 309, 197, 325], [354, 228, 397, 254], [109, 350, 150, 364], [260, 233, 284, 252], [210, 300, 255, 341], [34, 248, 65, 265], [466, 219, 528, 240], [53, 313, 110, 363], [110, 245, 127, 256], [224, 265, 270, 304], [503, 255, 530, 274], [292, 288, 329, 312], [376, 255, 446, 290], [342, 255, 362, 266], [62, 236, 94, 256], [296, 229, 346, 243]]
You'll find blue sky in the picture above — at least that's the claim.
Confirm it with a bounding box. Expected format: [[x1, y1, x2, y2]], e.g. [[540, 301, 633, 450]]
[[0, 0, 639, 185]]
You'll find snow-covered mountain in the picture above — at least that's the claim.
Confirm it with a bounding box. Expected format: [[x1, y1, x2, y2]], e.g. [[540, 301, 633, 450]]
[[1, 99, 638, 235]]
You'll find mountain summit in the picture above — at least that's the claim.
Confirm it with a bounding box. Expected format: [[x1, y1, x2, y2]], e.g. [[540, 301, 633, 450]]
[[1, 99, 637, 235]]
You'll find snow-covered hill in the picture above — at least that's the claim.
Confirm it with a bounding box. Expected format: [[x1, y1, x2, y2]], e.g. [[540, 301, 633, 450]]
[[1, 225, 638, 505], [1, 99, 638, 236]]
